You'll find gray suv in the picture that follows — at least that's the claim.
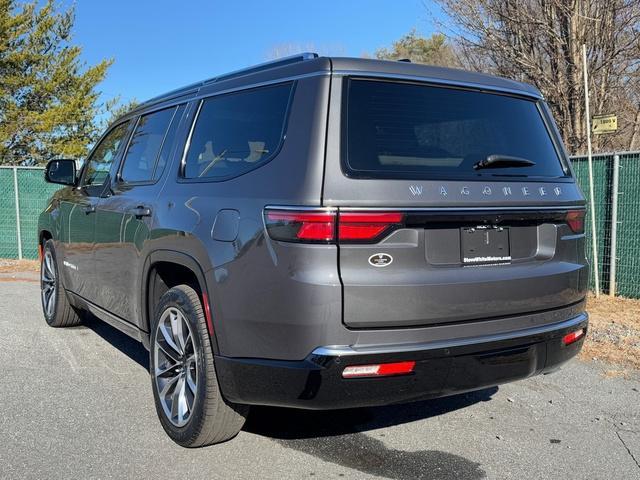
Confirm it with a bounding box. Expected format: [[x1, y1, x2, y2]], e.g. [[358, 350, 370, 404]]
[[38, 53, 589, 447]]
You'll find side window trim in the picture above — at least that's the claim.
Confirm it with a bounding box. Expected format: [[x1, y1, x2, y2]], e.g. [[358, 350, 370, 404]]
[[151, 106, 180, 180], [116, 105, 181, 186], [177, 81, 296, 183], [178, 100, 204, 179]]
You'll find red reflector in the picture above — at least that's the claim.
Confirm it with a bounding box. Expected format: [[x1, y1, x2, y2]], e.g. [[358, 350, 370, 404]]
[[566, 210, 585, 234], [562, 328, 585, 346], [202, 292, 214, 336], [338, 212, 404, 242], [342, 361, 416, 378]]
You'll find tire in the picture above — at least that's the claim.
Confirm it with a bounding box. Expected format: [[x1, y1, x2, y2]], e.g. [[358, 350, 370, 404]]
[[40, 239, 82, 328], [150, 284, 249, 447]]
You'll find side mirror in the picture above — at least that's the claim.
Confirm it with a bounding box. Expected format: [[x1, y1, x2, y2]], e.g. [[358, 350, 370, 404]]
[[45, 159, 76, 186]]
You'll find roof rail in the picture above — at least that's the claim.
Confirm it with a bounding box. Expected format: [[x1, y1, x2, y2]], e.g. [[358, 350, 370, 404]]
[[210, 52, 319, 84], [125, 53, 319, 118]]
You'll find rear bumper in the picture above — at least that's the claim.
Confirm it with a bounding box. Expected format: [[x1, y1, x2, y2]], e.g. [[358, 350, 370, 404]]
[[215, 313, 588, 410]]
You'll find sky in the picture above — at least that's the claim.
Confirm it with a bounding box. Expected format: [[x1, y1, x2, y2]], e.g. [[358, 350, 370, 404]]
[[58, 0, 442, 107]]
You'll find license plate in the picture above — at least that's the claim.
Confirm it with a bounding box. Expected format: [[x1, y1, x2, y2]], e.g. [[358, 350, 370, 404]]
[[461, 227, 511, 265]]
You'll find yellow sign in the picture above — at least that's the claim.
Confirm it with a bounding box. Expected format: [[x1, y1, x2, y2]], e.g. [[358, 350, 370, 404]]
[[592, 114, 617, 134]]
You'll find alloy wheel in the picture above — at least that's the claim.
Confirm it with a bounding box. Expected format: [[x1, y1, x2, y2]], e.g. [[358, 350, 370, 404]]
[[41, 249, 57, 318], [153, 307, 198, 427]]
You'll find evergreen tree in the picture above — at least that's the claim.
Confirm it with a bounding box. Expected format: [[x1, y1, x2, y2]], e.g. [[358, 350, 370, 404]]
[[0, 0, 112, 164]]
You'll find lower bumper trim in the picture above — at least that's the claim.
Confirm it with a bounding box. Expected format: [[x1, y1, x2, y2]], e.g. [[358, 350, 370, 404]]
[[215, 313, 588, 410]]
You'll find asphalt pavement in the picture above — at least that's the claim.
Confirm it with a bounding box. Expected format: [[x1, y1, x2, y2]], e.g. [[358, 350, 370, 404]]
[[1, 278, 639, 479]]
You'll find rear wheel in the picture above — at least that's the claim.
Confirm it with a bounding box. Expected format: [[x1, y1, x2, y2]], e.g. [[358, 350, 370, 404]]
[[150, 284, 248, 447], [40, 240, 82, 327]]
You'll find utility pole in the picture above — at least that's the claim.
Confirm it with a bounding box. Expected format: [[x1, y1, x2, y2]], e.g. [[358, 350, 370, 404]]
[[583, 44, 600, 297]]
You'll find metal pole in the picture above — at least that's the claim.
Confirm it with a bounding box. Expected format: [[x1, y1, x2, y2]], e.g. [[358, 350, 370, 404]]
[[583, 44, 600, 297], [12, 166, 23, 260], [609, 154, 620, 296]]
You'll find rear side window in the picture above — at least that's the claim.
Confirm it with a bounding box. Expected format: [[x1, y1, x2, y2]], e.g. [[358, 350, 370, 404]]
[[120, 106, 178, 183], [154, 104, 185, 180], [345, 79, 567, 180], [183, 82, 293, 180]]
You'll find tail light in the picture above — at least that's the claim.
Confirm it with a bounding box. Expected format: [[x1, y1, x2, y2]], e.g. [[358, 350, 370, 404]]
[[264, 208, 404, 244], [566, 210, 585, 234], [264, 210, 335, 243], [338, 212, 404, 242], [342, 361, 416, 378]]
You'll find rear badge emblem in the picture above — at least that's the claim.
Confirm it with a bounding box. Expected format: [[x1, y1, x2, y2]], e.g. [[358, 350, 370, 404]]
[[369, 253, 393, 267]]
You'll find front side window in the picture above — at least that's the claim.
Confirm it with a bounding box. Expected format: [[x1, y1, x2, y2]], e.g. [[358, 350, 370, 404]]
[[120, 107, 177, 183], [82, 122, 130, 187], [345, 79, 567, 180], [183, 82, 293, 180]]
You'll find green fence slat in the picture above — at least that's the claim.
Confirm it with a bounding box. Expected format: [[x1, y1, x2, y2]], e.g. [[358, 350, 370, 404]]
[[0, 169, 19, 258], [615, 153, 640, 298], [16, 169, 61, 259]]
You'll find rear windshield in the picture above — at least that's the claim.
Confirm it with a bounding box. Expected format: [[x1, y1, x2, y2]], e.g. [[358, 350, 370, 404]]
[[344, 79, 568, 180]]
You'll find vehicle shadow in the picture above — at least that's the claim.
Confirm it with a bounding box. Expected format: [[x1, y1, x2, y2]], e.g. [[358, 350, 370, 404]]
[[80, 313, 150, 370], [244, 389, 497, 480], [245, 386, 497, 439]]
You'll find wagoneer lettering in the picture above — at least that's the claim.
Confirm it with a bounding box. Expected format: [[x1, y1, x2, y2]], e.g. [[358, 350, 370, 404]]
[[38, 53, 588, 447]]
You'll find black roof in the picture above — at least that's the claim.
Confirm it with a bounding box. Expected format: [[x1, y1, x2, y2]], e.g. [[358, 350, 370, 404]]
[[124, 53, 541, 119]]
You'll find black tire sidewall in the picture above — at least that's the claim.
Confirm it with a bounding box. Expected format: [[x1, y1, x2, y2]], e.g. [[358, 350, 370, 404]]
[[149, 287, 211, 444]]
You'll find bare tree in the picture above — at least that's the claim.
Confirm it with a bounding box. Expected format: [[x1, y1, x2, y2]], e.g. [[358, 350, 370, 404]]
[[434, 0, 640, 153]]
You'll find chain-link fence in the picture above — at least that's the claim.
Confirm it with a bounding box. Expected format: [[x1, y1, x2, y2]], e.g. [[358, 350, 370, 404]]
[[0, 166, 60, 260], [1, 157, 640, 297], [571, 152, 640, 298]]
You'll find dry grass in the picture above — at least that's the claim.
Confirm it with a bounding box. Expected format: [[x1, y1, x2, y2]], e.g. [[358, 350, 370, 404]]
[[0, 259, 39, 273], [582, 294, 640, 371]]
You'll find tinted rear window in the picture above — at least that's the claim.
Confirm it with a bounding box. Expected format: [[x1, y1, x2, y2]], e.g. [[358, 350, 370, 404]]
[[345, 79, 567, 180]]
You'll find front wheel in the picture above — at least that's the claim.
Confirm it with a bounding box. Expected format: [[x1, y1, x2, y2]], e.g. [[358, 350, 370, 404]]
[[150, 284, 248, 447]]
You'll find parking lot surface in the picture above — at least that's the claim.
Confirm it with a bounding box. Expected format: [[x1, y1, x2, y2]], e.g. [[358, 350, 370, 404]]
[[1, 278, 639, 479]]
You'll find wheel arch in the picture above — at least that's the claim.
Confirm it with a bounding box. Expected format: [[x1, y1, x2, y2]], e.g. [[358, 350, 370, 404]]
[[38, 230, 53, 260], [142, 250, 218, 354]]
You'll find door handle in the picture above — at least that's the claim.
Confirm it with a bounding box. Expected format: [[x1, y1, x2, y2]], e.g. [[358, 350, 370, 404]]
[[83, 205, 96, 214], [130, 206, 152, 218]]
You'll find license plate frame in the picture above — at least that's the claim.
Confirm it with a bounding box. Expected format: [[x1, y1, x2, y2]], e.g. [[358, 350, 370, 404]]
[[461, 226, 511, 265]]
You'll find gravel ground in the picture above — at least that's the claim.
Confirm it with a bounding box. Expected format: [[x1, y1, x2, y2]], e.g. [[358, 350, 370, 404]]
[[1, 279, 639, 480]]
